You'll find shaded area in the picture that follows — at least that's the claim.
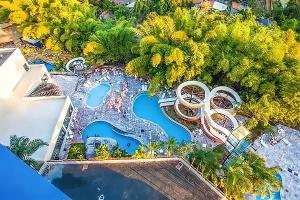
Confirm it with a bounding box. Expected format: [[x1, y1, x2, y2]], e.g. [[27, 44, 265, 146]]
[[47, 164, 168, 200], [45, 160, 224, 200]]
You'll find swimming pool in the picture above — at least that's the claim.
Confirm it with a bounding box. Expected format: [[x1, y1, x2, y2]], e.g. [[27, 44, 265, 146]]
[[133, 93, 191, 143], [82, 121, 141, 154], [86, 83, 110, 107]]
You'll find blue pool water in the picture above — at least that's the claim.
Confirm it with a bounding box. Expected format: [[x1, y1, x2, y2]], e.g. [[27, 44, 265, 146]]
[[86, 84, 110, 107], [82, 121, 141, 154], [133, 93, 191, 143], [29, 59, 55, 71], [256, 174, 281, 200]]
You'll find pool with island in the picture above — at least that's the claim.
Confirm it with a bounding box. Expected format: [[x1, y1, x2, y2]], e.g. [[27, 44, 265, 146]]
[[83, 85, 191, 154]]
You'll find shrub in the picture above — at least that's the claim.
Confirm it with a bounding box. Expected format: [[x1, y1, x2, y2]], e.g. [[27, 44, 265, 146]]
[[67, 143, 85, 160]]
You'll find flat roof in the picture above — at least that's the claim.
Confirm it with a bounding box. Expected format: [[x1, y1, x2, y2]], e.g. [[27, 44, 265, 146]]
[[45, 159, 226, 200], [0, 144, 71, 200], [13, 64, 47, 97], [0, 96, 68, 160]]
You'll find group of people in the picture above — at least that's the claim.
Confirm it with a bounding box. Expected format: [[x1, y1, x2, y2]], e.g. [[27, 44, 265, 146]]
[[106, 82, 128, 113]]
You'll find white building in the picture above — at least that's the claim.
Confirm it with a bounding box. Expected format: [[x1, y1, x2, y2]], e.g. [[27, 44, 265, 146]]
[[0, 48, 73, 161]]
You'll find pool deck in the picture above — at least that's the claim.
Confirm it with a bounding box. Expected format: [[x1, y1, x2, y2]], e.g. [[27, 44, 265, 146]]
[[252, 124, 300, 200], [44, 158, 226, 200], [51, 67, 221, 159], [52, 68, 168, 150]]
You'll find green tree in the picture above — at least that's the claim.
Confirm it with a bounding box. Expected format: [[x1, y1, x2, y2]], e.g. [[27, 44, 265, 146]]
[[126, 8, 300, 130], [165, 137, 177, 156], [223, 157, 253, 200], [174, 141, 195, 157], [95, 144, 110, 160], [146, 140, 163, 157], [9, 135, 48, 170], [188, 145, 225, 185], [67, 143, 85, 160], [133, 145, 148, 159], [83, 19, 136, 64], [246, 153, 281, 198], [110, 145, 129, 158]]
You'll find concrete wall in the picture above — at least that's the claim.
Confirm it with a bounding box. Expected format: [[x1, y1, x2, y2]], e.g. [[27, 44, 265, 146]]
[[0, 48, 27, 99], [45, 96, 73, 161]]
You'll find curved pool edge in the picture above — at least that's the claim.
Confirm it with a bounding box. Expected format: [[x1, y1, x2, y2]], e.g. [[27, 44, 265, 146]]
[[161, 108, 193, 142], [131, 92, 168, 141], [82, 119, 144, 145], [132, 92, 192, 143], [85, 82, 112, 109]]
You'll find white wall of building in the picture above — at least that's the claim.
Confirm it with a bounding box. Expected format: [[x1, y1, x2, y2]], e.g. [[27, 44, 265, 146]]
[[0, 48, 27, 99]]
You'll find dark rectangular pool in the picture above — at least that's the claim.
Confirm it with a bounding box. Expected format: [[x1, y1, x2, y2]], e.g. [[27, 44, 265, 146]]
[[45, 164, 168, 200]]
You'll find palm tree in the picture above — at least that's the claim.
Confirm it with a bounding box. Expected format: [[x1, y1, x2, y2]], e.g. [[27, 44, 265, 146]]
[[133, 145, 148, 159], [165, 137, 177, 156], [246, 153, 281, 198], [146, 140, 162, 157], [188, 145, 225, 186], [9, 135, 48, 170], [95, 144, 110, 160], [223, 157, 253, 200], [175, 141, 195, 158]]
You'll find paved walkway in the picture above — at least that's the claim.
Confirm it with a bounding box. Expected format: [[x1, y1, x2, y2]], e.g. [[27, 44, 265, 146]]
[[253, 124, 300, 200]]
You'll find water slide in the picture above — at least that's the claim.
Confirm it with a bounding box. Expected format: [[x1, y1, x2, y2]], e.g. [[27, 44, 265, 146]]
[[174, 81, 241, 143]]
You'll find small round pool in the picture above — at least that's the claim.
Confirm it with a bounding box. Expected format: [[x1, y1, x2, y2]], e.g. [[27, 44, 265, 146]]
[[82, 121, 141, 154], [133, 93, 191, 143], [86, 83, 110, 107]]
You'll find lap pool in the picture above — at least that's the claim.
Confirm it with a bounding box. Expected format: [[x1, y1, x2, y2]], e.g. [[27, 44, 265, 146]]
[[86, 83, 110, 107], [133, 93, 191, 143], [82, 121, 141, 154]]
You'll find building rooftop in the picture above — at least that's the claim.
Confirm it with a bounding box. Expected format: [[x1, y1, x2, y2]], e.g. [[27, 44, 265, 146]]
[[0, 48, 71, 161], [45, 159, 226, 200], [0, 96, 69, 160]]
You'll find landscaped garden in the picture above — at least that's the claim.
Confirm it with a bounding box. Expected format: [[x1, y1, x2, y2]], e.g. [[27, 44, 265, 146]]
[[1, 0, 299, 199]]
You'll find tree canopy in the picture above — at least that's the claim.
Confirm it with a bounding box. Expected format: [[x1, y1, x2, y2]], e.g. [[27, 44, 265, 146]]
[[126, 8, 300, 129]]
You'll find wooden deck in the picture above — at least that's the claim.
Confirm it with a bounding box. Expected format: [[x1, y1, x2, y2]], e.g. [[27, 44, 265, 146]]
[[100, 160, 225, 200]]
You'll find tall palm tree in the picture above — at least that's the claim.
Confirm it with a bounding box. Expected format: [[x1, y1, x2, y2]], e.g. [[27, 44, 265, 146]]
[[165, 137, 177, 156], [246, 153, 281, 198], [222, 157, 253, 200], [188, 145, 225, 186], [146, 140, 161, 158], [9, 135, 48, 170]]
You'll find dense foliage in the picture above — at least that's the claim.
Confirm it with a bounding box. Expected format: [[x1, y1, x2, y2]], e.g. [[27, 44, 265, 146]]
[[110, 145, 129, 157], [95, 144, 110, 160], [189, 145, 225, 185], [67, 143, 85, 160], [9, 135, 48, 170], [0, 0, 136, 63], [134, 0, 193, 16], [272, 0, 300, 40], [189, 146, 281, 200], [126, 8, 300, 130]]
